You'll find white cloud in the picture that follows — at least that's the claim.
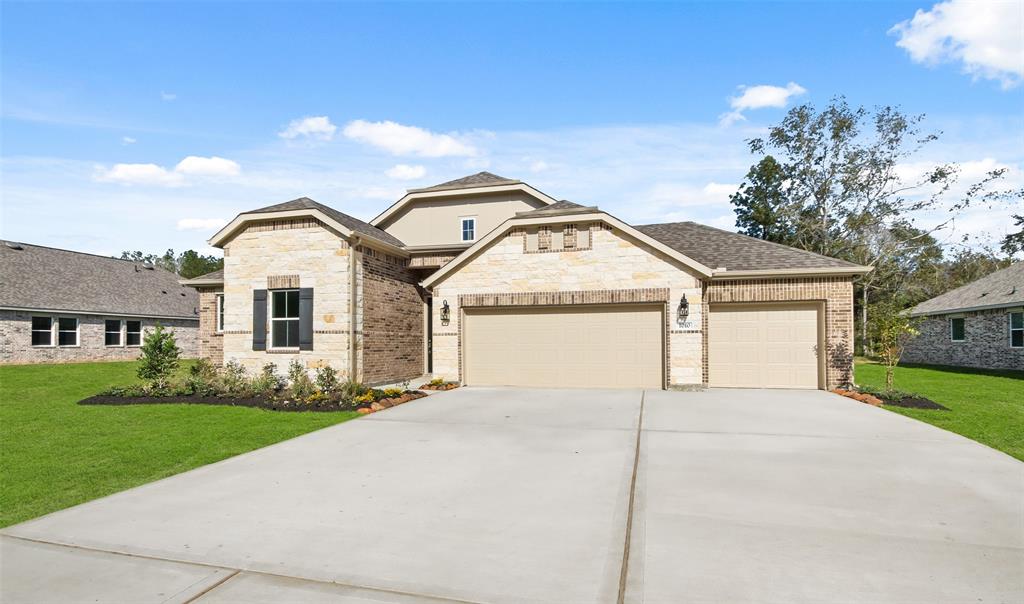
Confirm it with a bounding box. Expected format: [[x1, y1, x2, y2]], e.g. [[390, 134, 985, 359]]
[[719, 82, 807, 126], [176, 218, 227, 231], [278, 116, 337, 141], [385, 164, 426, 180], [890, 0, 1024, 89], [343, 120, 477, 157], [95, 163, 184, 186], [174, 156, 241, 177], [529, 160, 550, 173], [160, 91, 176, 101], [95, 155, 241, 186], [121, 136, 136, 145]]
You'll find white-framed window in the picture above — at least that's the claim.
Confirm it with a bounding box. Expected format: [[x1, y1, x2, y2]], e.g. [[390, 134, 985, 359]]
[[105, 319, 123, 347], [31, 316, 53, 347], [270, 289, 300, 349], [57, 317, 79, 347], [460, 217, 476, 242], [1010, 312, 1023, 348], [126, 320, 142, 347], [949, 317, 966, 342], [215, 294, 225, 333]]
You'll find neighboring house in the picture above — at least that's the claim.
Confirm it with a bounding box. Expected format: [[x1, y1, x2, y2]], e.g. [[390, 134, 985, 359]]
[[0, 242, 199, 364], [182, 172, 870, 390], [903, 262, 1023, 370]]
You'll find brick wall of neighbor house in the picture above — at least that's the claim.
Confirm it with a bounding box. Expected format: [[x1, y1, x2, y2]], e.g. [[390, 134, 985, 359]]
[[197, 288, 224, 365], [221, 218, 354, 378], [705, 277, 855, 389], [902, 309, 1024, 370], [359, 248, 424, 385], [0, 309, 198, 364], [429, 224, 705, 387]]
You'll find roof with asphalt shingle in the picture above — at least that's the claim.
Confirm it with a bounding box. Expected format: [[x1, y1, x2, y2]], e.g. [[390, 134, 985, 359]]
[[516, 200, 592, 217], [635, 222, 862, 272], [910, 262, 1024, 316], [180, 268, 223, 286], [0, 242, 199, 319], [408, 172, 520, 193], [248, 197, 405, 247]]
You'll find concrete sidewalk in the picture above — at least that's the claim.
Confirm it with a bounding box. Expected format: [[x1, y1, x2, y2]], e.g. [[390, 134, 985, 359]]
[[2, 387, 1021, 603]]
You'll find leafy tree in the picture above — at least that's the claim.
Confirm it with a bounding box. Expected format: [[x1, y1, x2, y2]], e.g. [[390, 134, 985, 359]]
[[730, 155, 795, 244], [1001, 215, 1024, 258], [137, 324, 181, 390], [119, 249, 223, 279], [868, 301, 919, 393]]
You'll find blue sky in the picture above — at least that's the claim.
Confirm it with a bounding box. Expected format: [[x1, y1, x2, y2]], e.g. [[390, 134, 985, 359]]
[[2, 1, 1021, 257]]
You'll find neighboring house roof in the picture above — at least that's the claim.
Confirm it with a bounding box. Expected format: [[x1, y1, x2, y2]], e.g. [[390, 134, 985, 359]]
[[180, 268, 223, 287], [249, 197, 405, 247], [910, 262, 1024, 316], [407, 171, 520, 193], [0, 242, 199, 319], [635, 222, 863, 273], [516, 200, 593, 217]]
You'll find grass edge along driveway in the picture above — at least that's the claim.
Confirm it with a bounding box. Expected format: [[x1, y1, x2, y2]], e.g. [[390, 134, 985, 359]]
[[855, 360, 1024, 462], [0, 361, 358, 528]]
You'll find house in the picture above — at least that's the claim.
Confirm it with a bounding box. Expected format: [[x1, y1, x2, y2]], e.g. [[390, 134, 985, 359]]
[[182, 172, 870, 390], [902, 262, 1023, 370], [0, 242, 200, 364]]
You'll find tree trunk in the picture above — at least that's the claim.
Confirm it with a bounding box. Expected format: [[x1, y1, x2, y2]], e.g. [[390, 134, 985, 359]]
[[861, 287, 869, 356], [885, 366, 894, 392]]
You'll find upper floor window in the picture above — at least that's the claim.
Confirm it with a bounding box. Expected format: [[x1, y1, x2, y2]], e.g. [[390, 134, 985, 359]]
[[950, 317, 966, 342], [270, 289, 300, 349], [105, 320, 123, 346], [461, 217, 476, 242], [1011, 312, 1023, 348], [215, 294, 225, 333], [31, 317, 52, 347]]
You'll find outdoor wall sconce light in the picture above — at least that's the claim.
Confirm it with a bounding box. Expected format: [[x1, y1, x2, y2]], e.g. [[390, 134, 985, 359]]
[[677, 294, 690, 324], [440, 299, 451, 326]]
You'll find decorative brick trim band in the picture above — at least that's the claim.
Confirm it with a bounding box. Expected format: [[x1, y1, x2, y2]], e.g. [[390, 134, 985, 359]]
[[267, 274, 300, 289], [223, 330, 252, 335], [245, 217, 323, 233], [313, 329, 352, 335], [409, 254, 457, 268], [459, 288, 670, 308]]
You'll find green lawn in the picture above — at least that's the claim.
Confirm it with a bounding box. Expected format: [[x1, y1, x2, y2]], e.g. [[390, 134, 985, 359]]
[[0, 361, 358, 528], [855, 361, 1024, 461]]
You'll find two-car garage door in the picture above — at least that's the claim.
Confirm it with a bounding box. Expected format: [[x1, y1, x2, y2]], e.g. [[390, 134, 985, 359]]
[[463, 305, 663, 388], [707, 303, 822, 389]]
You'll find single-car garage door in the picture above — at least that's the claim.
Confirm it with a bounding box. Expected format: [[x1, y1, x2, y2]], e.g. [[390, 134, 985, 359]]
[[708, 303, 822, 389], [463, 305, 663, 388]]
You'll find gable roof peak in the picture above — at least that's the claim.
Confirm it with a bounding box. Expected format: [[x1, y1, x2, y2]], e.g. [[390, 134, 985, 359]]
[[408, 171, 520, 193], [237, 196, 405, 248]]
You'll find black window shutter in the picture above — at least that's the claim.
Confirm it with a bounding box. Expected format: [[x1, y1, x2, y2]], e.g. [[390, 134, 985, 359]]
[[252, 289, 267, 351], [299, 288, 314, 351]]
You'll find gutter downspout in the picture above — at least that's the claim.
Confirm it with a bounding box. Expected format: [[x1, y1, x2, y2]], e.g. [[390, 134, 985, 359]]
[[349, 236, 360, 382]]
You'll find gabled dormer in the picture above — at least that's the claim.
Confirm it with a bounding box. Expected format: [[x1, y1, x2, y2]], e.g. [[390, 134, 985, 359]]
[[371, 172, 556, 250]]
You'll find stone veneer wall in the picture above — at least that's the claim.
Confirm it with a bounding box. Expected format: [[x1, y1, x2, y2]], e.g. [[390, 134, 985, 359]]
[[359, 248, 425, 385], [197, 288, 224, 365], [902, 309, 1024, 370], [429, 224, 704, 386], [704, 277, 855, 389], [221, 219, 354, 377], [0, 309, 198, 364]]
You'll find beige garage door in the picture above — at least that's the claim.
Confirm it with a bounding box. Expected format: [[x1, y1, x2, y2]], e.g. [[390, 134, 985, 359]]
[[463, 305, 663, 388], [708, 303, 822, 389]]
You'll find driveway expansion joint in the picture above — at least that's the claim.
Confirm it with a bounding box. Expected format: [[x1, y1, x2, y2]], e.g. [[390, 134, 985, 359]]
[[616, 389, 645, 604]]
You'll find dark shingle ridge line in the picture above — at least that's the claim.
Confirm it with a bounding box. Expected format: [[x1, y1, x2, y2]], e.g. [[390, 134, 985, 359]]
[[0, 240, 179, 271], [410, 171, 519, 192]]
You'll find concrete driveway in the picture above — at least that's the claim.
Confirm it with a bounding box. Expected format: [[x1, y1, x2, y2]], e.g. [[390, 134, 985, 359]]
[[2, 388, 1021, 603]]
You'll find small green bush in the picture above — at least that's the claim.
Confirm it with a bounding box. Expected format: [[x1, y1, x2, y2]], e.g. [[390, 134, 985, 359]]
[[287, 360, 315, 400], [382, 387, 403, 398], [220, 361, 250, 395], [250, 363, 283, 397], [314, 365, 340, 393], [136, 324, 180, 390]]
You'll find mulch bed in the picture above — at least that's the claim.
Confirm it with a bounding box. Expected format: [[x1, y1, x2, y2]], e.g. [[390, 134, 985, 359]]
[[79, 391, 428, 413], [878, 395, 949, 410]]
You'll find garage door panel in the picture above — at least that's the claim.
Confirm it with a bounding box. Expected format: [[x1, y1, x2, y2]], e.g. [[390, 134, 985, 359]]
[[709, 303, 821, 389], [464, 305, 663, 389]]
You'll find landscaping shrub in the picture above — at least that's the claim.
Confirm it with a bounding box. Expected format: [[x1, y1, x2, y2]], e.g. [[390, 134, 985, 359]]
[[136, 324, 181, 390], [221, 361, 251, 396], [287, 360, 315, 400], [314, 365, 340, 393], [250, 363, 283, 397]]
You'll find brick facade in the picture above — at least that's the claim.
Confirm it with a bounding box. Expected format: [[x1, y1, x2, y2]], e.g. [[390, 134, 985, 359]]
[[359, 248, 425, 385], [197, 289, 224, 365], [902, 309, 1024, 370], [705, 277, 855, 389], [0, 309, 198, 364]]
